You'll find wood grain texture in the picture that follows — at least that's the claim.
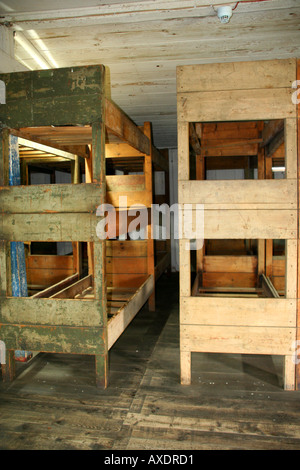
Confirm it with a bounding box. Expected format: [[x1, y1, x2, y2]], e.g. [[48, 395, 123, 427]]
[[0, 65, 105, 128]]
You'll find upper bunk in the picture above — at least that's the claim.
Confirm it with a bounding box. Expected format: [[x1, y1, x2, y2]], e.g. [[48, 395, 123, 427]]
[[0, 65, 170, 335], [0, 65, 171, 375]]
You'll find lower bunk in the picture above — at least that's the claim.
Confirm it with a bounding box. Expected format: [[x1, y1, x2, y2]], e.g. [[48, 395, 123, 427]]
[[32, 271, 154, 352], [1, 272, 154, 387], [180, 255, 296, 391]]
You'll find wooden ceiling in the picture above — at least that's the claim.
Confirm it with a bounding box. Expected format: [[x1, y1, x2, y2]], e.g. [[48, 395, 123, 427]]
[[1, 0, 300, 149]]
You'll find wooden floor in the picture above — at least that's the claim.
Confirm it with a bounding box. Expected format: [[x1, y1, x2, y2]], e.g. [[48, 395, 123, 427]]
[[1, 274, 300, 451]]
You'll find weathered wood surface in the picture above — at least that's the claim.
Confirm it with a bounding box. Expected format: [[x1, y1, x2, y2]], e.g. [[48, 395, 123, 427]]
[[180, 325, 295, 356], [177, 59, 296, 93], [177, 59, 298, 390], [1, 275, 300, 451], [105, 98, 150, 155], [181, 297, 296, 328], [178, 180, 297, 209], [0, 183, 102, 214], [178, 88, 296, 123], [0, 296, 103, 327], [0, 324, 104, 354], [181, 209, 297, 239], [0, 65, 105, 128], [0, 212, 99, 242], [26, 255, 75, 289], [107, 275, 154, 349]]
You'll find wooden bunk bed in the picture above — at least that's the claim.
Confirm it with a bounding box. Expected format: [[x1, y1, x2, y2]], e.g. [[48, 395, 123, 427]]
[[177, 59, 298, 390], [0, 65, 170, 387]]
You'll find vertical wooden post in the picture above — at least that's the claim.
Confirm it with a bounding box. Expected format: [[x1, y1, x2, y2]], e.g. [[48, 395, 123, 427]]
[[85, 147, 95, 277], [71, 154, 82, 277], [180, 351, 191, 385], [92, 113, 108, 388], [195, 154, 205, 275], [257, 146, 265, 277], [296, 60, 300, 390], [265, 149, 273, 279], [143, 122, 155, 311], [2, 350, 15, 383], [178, 119, 192, 384], [0, 129, 16, 382]]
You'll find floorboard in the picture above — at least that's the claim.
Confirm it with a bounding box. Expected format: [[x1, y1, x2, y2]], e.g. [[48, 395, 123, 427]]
[[1, 274, 300, 451]]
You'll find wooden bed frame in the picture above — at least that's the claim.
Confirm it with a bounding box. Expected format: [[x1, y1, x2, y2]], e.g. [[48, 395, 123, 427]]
[[177, 58, 299, 390], [0, 65, 170, 387]]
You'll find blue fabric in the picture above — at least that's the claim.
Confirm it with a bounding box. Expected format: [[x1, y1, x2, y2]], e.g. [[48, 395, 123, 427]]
[[9, 135, 28, 297]]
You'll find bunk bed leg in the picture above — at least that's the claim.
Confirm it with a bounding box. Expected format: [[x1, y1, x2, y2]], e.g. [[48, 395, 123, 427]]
[[180, 351, 191, 385], [284, 355, 296, 390], [95, 354, 108, 389], [2, 350, 15, 383]]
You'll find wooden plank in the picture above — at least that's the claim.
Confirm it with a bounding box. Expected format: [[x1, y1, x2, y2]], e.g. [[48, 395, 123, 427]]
[[50, 275, 93, 299], [107, 275, 154, 350], [178, 180, 297, 208], [201, 143, 258, 157], [106, 174, 144, 192], [0, 323, 104, 354], [285, 118, 298, 179], [26, 255, 73, 270], [106, 240, 147, 257], [272, 257, 285, 276], [106, 257, 147, 274], [202, 272, 257, 288], [179, 239, 190, 297], [105, 98, 150, 154], [182, 209, 297, 239], [1, 212, 99, 242], [18, 136, 77, 161], [296, 59, 300, 391], [0, 65, 105, 128], [203, 255, 257, 273], [178, 88, 296, 123], [0, 297, 102, 327], [106, 273, 148, 288], [177, 121, 189, 181], [284, 355, 296, 391], [206, 155, 249, 171], [91, 112, 107, 386], [272, 276, 286, 293], [180, 325, 295, 356], [27, 269, 75, 288], [181, 296, 296, 327], [180, 351, 191, 385], [105, 142, 144, 158], [176, 59, 297, 93], [106, 190, 151, 208], [286, 239, 297, 299], [0, 183, 102, 214], [30, 273, 79, 299]]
